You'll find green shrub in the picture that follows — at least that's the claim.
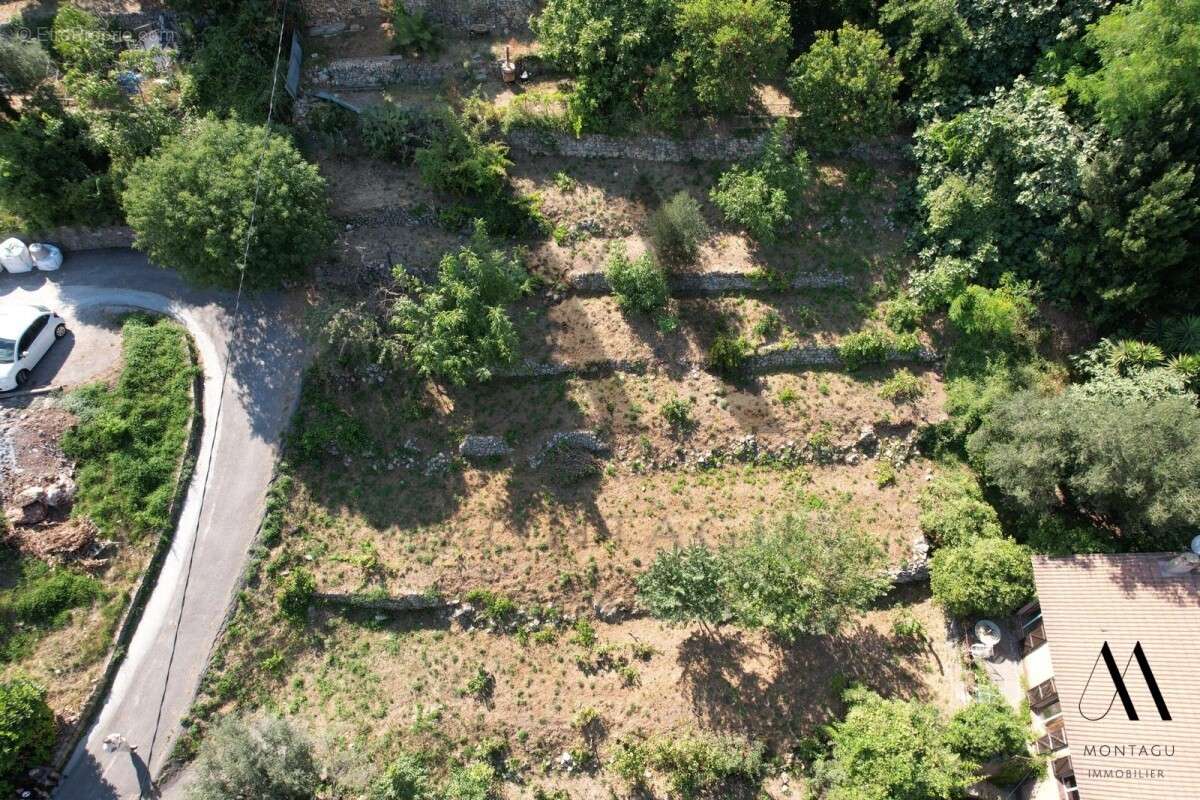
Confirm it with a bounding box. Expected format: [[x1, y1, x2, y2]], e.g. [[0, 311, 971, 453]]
[[930, 538, 1034, 618], [0, 36, 52, 93], [390, 5, 441, 56], [878, 369, 927, 403], [837, 328, 891, 370], [442, 761, 497, 800], [706, 332, 753, 378], [711, 121, 810, 243], [788, 23, 902, 150], [463, 666, 495, 701], [948, 285, 1035, 347], [646, 191, 710, 267], [61, 316, 196, 541], [52, 4, 112, 73], [189, 716, 319, 800], [0, 678, 55, 795], [946, 694, 1029, 765], [918, 470, 1003, 547], [890, 611, 927, 641], [360, 104, 437, 164], [884, 293, 923, 332], [646, 731, 764, 799], [415, 109, 511, 200], [123, 115, 332, 288], [636, 544, 724, 627], [392, 221, 530, 385], [277, 568, 316, 623], [606, 247, 669, 316], [661, 396, 695, 430], [463, 589, 517, 624], [370, 752, 432, 800]]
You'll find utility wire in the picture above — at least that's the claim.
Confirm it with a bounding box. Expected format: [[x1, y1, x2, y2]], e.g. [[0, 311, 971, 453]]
[[146, 0, 292, 769]]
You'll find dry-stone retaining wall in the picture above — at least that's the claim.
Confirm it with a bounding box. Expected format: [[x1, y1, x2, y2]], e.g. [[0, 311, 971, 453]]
[[565, 270, 850, 296], [309, 55, 457, 88], [507, 128, 769, 163], [8, 225, 135, 252]]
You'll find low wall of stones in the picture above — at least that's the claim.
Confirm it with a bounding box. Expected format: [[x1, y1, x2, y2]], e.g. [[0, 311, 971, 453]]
[[12, 225, 135, 252], [300, 0, 540, 34], [507, 128, 769, 163], [309, 55, 456, 89]]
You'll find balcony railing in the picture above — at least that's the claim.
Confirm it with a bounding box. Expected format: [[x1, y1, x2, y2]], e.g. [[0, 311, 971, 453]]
[[1028, 677, 1059, 709], [1037, 728, 1069, 754], [1022, 618, 1047, 655]]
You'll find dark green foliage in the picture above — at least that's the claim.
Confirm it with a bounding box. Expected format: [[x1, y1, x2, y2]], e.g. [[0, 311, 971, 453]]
[[415, 108, 511, 200], [788, 23, 903, 150], [636, 544, 725, 627], [838, 327, 919, 370], [711, 121, 811, 242], [945, 694, 1029, 764], [968, 392, 1200, 550], [390, 5, 441, 56], [646, 191, 710, 267], [911, 81, 1085, 296], [370, 753, 432, 800], [674, 0, 792, 115], [288, 375, 371, 464], [605, 247, 669, 316], [930, 536, 1034, 618], [189, 716, 319, 800], [880, 0, 1108, 112], [52, 4, 112, 74], [817, 686, 977, 800], [0, 679, 55, 795], [0, 86, 116, 228], [122, 115, 332, 288], [181, 0, 295, 122], [277, 568, 315, 622], [0, 36, 52, 95], [360, 104, 437, 164], [61, 316, 196, 541], [392, 221, 531, 385], [706, 332, 753, 377]]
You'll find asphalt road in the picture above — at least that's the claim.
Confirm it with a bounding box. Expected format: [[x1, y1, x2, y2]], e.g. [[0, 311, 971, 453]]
[[0, 251, 307, 800]]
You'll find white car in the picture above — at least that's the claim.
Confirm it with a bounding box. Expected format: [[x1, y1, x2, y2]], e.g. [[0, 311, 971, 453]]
[[0, 305, 68, 391]]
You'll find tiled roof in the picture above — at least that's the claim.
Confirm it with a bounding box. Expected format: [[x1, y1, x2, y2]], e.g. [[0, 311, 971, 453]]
[[1032, 553, 1200, 799]]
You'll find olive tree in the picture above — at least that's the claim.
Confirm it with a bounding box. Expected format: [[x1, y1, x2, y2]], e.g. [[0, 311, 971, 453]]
[[189, 716, 319, 800]]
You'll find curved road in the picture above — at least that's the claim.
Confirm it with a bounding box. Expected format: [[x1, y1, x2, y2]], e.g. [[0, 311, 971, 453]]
[[0, 251, 307, 800]]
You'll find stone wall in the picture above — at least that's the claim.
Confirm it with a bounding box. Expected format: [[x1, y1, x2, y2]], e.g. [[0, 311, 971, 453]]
[[13, 226, 135, 252], [309, 54, 456, 88], [300, 0, 541, 34], [566, 270, 850, 296], [508, 128, 769, 163]]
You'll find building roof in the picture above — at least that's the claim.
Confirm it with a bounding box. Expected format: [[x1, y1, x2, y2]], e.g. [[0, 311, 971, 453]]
[[0, 305, 50, 340], [1033, 553, 1200, 799]]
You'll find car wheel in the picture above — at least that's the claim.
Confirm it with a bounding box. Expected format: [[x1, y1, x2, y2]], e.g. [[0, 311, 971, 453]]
[[15, 369, 30, 387], [55, 323, 68, 339]]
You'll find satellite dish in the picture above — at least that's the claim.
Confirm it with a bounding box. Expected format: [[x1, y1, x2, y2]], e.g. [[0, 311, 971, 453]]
[[1191, 534, 1200, 556]]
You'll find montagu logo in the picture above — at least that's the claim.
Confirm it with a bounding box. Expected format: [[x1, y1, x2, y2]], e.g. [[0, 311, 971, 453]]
[[1079, 641, 1172, 722]]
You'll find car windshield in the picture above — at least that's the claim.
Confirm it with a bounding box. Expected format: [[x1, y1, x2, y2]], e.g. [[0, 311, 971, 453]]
[[0, 339, 14, 363]]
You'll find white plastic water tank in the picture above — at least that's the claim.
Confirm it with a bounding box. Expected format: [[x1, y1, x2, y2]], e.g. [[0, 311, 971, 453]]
[[29, 242, 62, 271], [0, 238, 33, 273]]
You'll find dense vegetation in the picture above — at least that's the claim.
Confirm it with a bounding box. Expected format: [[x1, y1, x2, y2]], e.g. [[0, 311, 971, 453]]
[[0, 679, 55, 796]]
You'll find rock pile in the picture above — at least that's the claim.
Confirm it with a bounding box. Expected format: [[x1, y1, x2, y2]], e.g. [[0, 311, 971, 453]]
[[4, 475, 75, 528]]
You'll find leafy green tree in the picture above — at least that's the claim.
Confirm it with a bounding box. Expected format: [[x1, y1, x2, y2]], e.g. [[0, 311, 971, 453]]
[[0, 679, 55, 795], [189, 716, 319, 800], [606, 247, 669, 316], [968, 392, 1200, 550], [788, 24, 902, 149], [720, 514, 889, 639], [52, 4, 113, 74], [674, 0, 791, 115], [1067, 0, 1200, 133], [636, 544, 725, 628], [122, 115, 331, 287], [912, 81, 1085, 294], [711, 121, 811, 242], [392, 221, 531, 385], [0, 86, 115, 228], [370, 752, 432, 800], [532, 0, 676, 130], [930, 536, 1034, 618], [277, 568, 315, 623], [646, 191, 710, 266], [817, 686, 977, 800], [945, 693, 1029, 764]]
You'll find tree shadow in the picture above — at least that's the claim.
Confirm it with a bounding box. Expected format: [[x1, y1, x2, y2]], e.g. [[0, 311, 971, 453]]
[[55, 746, 122, 800], [225, 289, 311, 443]]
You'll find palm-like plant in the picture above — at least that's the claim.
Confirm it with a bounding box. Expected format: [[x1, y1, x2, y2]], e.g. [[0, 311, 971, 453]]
[[1105, 339, 1165, 374], [1164, 316, 1200, 355], [1169, 353, 1200, 391]]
